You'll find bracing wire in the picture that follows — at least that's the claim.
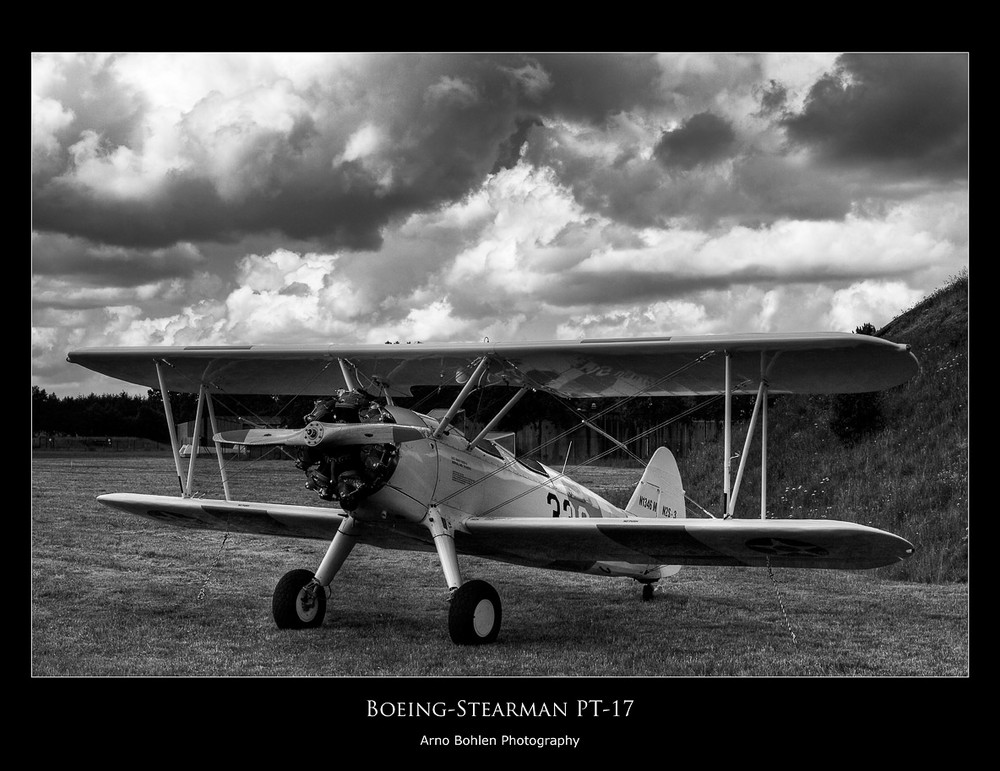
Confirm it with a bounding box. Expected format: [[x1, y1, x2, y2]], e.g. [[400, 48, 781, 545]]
[[540, 374, 754, 518], [432, 353, 719, 507], [475, 389, 744, 516], [434, 352, 737, 512], [165, 348, 748, 521]]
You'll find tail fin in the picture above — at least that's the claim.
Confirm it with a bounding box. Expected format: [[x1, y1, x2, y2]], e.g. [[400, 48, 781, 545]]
[[625, 447, 686, 520]]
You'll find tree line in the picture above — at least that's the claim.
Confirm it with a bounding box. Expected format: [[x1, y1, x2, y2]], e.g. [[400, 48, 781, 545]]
[[32, 387, 178, 442], [30, 383, 726, 446]]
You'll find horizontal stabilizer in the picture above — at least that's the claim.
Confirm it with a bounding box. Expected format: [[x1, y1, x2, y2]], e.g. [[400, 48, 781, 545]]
[[213, 421, 431, 448]]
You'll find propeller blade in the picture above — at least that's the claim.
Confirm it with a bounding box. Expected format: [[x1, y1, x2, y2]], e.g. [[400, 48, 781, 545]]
[[212, 428, 308, 446]]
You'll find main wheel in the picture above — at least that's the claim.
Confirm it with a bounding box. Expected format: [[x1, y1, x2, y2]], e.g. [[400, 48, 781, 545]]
[[642, 583, 655, 602], [273, 569, 327, 629], [449, 579, 502, 645]]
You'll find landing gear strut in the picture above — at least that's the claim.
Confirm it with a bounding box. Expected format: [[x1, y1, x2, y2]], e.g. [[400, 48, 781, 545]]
[[272, 514, 361, 630], [427, 505, 503, 645]]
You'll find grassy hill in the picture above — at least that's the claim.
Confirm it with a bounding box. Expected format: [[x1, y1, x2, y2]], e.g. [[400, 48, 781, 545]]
[[674, 272, 968, 584]]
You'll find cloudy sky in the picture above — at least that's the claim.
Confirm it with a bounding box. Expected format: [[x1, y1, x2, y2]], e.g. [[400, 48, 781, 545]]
[[32, 52, 969, 396]]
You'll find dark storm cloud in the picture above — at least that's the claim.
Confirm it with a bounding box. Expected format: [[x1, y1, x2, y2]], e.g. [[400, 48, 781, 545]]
[[32, 232, 204, 287], [529, 53, 667, 122], [543, 262, 921, 308], [31, 116, 491, 253], [733, 154, 853, 223], [32, 55, 521, 251], [526, 118, 848, 231], [653, 112, 738, 170], [32, 54, 678, 255], [32, 175, 237, 249], [781, 53, 968, 178], [492, 116, 544, 173]]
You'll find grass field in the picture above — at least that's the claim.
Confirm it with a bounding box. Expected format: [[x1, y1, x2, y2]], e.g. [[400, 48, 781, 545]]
[[31, 453, 968, 677]]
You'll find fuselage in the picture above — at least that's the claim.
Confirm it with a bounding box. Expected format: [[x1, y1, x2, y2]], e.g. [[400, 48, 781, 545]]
[[308, 405, 680, 580], [348, 406, 629, 552]]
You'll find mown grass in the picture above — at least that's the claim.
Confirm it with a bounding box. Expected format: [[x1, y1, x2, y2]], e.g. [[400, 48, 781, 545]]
[[31, 454, 968, 677]]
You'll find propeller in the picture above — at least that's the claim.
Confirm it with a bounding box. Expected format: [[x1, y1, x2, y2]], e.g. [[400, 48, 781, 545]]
[[213, 421, 431, 449]]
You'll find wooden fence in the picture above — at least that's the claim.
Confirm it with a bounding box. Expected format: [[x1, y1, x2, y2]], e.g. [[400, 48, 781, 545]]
[[511, 419, 721, 466]]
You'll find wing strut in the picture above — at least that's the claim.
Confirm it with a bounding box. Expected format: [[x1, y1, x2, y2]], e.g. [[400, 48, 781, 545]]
[[155, 360, 186, 496], [760, 364, 768, 520], [432, 356, 490, 438], [339, 359, 360, 391], [728, 380, 765, 518], [185, 383, 208, 496], [154, 368, 234, 500], [204, 388, 232, 501], [723, 351, 778, 519], [723, 352, 732, 514], [467, 386, 528, 451]]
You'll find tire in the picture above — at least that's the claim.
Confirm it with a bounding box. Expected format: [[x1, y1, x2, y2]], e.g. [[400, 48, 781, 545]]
[[273, 569, 327, 629], [449, 580, 502, 645]]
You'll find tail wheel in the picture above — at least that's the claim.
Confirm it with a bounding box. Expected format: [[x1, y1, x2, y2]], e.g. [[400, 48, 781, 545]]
[[449, 579, 502, 645], [273, 569, 327, 629]]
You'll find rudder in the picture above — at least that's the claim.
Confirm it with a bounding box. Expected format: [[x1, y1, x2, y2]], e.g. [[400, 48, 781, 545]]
[[625, 447, 686, 520]]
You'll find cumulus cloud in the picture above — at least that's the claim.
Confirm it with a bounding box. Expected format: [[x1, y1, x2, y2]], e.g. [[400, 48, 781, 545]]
[[31, 54, 528, 250], [555, 299, 712, 339], [31, 53, 969, 396], [31, 93, 74, 168], [826, 280, 924, 331], [32, 52, 968, 249], [63, 165, 961, 355]]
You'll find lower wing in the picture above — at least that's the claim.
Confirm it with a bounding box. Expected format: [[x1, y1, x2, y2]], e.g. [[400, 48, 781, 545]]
[[97, 493, 344, 540], [459, 517, 914, 570], [96, 494, 913, 570]]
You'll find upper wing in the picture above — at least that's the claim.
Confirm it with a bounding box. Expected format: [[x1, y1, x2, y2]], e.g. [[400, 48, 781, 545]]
[[457, 517, 915, 570], [67, 332, 918, 398]]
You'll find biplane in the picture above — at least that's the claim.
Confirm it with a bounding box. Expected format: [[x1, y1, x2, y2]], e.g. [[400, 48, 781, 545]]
[[67, 333, 918, 644]]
